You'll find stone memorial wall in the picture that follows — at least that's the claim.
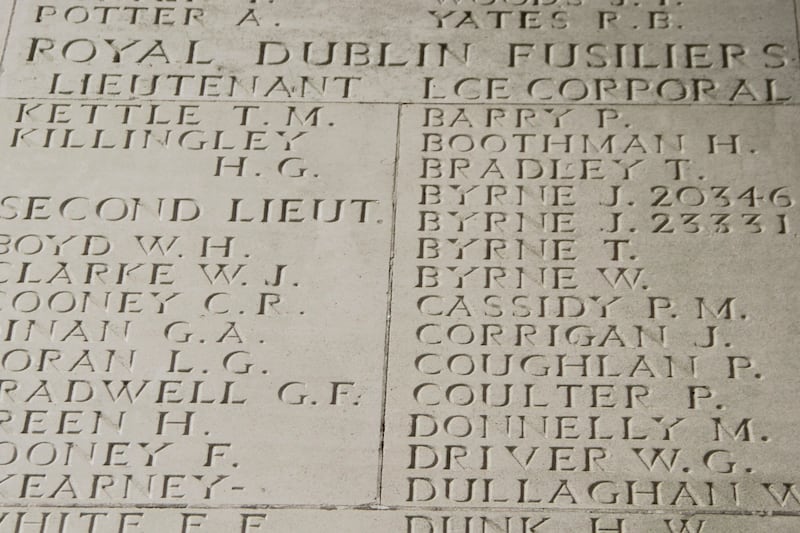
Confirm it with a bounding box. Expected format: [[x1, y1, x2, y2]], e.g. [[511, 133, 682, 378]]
[[0, 1, 797, 531]]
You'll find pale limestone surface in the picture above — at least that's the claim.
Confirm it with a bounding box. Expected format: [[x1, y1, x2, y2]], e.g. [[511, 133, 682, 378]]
[[0, 1, 797, 532]]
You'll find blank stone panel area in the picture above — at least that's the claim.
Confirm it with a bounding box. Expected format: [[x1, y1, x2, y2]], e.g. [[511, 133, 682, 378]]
[[381, 103, 800, 517], [0, 100, 397, 505]]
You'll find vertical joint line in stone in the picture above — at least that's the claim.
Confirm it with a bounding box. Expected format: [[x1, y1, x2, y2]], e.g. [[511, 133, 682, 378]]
[[0, 0, 17, 76], [794, 0, 800, 71], [376, 103, 404, 504]]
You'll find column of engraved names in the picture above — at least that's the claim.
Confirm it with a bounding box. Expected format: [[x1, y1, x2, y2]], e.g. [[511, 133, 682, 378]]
[[377, 0, 800, 529], [381, 102, 800, 528], [0, 97, 397, 508]]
